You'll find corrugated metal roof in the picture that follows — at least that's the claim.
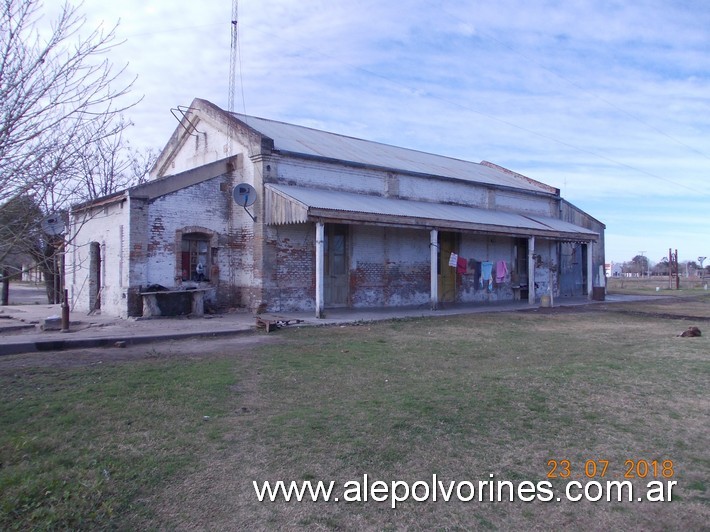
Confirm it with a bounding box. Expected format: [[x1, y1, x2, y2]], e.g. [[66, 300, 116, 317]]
[[233, 113, 556, 194], [266, 184, 598, 241]]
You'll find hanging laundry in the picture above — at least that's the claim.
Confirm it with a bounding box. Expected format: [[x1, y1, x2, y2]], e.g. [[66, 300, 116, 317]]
[[468, 260, 481, 290], [467, 259, 480, 277], [457, 256, 467, 274], [448, 252, 458, 267], [495, 260, 508, 283], [480, 261, 493, 290]]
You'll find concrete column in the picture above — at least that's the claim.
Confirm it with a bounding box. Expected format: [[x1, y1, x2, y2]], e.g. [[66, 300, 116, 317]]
[[430, 229, 438, 310], [586, 241, 594, 300], [315, 222, 325, 318], [528, 236, 536, 304]]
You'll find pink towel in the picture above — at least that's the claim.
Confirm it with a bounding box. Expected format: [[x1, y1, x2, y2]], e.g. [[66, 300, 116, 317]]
[[496, 260, 508, 283]]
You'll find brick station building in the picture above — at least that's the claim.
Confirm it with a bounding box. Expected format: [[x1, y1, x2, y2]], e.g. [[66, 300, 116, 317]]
[[66, 98, 604, 318]]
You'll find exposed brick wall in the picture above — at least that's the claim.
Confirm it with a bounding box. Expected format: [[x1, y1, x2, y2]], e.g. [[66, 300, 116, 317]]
[[122, 172, 263, 314], [384, 261, 430, 306], [350, 226, 385, 307], [382, 227, 430, 307], [350, 226, 431, 308], [144, 177, 229, 284], [132, 173, 267, 312], [269, 224, 316, 311]]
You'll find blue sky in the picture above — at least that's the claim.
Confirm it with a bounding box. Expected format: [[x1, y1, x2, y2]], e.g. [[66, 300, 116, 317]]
[[74, 0, 709, 265]]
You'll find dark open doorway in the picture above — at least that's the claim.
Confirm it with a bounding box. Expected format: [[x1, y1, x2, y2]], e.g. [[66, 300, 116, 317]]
[[89, 241, 101, 312]]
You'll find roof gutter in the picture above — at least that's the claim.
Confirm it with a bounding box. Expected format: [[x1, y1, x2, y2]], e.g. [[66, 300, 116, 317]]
[[305, 207, 598, 242]]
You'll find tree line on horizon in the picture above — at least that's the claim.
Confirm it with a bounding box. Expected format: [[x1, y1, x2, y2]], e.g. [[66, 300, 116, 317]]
[[613, 255, 708, 277]]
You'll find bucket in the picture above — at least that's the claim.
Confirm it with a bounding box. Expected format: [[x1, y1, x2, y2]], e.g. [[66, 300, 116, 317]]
[[540, 294, 551, 308]]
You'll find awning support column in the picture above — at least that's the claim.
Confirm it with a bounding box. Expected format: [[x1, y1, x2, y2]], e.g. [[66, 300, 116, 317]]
[[315, 222, 325, 318], [586, 241, 593, 300], [430, 229, 438, 310], [528, 236, 536, 305]]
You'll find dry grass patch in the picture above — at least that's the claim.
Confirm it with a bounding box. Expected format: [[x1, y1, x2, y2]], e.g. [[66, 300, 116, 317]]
[[1, 301, 707, 529], [601, 292, 710, 320], [608, 276, 709, 294], [151, 308, 709, 530]]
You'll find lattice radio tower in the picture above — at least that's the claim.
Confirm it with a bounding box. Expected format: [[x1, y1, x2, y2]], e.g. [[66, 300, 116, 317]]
[[227, 0, 240, 293], [228, 0, 239, 147]]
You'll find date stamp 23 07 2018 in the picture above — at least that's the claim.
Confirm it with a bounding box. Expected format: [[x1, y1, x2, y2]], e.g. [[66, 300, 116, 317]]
[[547, 459, 675, 480]]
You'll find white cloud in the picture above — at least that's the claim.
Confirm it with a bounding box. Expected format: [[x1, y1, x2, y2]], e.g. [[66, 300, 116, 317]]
[[66, 0, 709, 263]]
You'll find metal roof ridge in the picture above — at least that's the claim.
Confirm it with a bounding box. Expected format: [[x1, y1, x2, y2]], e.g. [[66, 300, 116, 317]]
[[230, 112, 497, 169]]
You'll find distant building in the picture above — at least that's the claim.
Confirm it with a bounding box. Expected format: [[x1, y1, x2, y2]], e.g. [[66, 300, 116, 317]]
[[66, 98, 605, 318], [606, 262, 623, 277]]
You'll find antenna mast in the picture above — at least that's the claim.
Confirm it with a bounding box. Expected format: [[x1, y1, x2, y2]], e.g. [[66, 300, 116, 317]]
[[228, 1, 239, 122], [227, 1, 241, 295]]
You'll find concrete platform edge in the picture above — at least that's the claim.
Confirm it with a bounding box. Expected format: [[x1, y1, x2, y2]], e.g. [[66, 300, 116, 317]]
[[0, 327, 256, 357]]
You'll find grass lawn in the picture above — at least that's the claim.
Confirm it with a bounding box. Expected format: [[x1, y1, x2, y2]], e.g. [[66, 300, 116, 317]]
[[1, 296, 709, 530], [607, 275, 709, 296]]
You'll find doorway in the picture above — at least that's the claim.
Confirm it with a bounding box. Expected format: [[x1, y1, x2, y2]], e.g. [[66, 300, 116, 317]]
[[559, 242, 586, 297], [438, 232, 457, 303], [89, 241, 101, 312], [514, 238, 529, 300], [324, 224, 349, 306]]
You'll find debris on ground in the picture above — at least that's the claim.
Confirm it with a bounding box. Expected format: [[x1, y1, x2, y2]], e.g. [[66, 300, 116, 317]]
[[678, 326, 701, 337]]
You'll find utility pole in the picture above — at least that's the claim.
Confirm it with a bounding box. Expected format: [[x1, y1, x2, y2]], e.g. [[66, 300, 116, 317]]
[[669, 248, 679, 290]]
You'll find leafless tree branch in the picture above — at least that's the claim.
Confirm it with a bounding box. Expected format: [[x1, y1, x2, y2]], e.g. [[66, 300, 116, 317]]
[[0, 0, 153, 301]]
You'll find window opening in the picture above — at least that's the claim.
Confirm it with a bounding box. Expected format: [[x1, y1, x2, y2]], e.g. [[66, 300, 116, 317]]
[[181, 234, 210, 282]]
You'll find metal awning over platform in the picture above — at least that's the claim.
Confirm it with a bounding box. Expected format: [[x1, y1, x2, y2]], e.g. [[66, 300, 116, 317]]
[[265, 184, 598, 242]]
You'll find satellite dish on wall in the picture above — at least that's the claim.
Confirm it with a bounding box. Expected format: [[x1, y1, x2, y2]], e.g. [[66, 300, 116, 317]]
[[41, 214, 65, 236], [233, 183, 257, 207], [233, 183, 257, 221]]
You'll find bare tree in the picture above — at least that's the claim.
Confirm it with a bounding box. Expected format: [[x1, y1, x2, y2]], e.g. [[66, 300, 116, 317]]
[[652, 257, 669, 276], [0, 132, 156, 304], [0, 0, 138, 268], [77, 119, 156, 200], [128, 145, 158, 187], [0, 0, 148, 303]]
